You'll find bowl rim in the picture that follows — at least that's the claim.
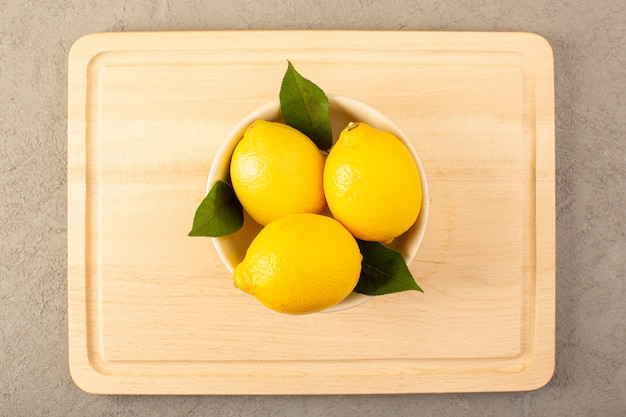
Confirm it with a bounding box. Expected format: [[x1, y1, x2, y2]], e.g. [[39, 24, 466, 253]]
[[207, 94, 429, 313]]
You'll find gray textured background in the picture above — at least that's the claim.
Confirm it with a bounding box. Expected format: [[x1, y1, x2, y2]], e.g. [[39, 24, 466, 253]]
[[1, 0, 625, 415]]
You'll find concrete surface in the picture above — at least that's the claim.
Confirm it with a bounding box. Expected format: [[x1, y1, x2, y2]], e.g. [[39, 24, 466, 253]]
[[1, 0, 625, 415]]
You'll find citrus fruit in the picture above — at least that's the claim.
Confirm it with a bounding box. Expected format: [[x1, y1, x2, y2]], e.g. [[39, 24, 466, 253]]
[[233, 213, 362, 314], [323, 122, 422, 243], [230, 120, 326, 226]]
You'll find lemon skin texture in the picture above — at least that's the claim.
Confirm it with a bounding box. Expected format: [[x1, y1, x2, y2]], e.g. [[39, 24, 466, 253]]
[[323, 122, 422, 243], [230, 120, 326, 226], [233, 213, 362, 314]]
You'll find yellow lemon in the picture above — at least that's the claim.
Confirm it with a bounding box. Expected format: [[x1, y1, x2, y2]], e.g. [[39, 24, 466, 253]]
[[323, 122, 422, 243], [230, 120, 326, 226], [233, 213, 362, 314]]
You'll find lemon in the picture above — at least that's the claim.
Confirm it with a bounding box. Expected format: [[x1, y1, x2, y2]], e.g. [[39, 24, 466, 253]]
[[230, 120, 326, 226], [323, 122, 422, 243], [233, 213, 362, 314]]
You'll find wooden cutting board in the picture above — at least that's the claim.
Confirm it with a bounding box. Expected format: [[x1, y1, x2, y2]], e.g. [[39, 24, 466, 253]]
[[67, 31, 555, 395]]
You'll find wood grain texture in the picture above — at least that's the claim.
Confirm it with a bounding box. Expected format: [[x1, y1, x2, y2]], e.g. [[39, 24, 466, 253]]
[[67, 30, 555, 394]]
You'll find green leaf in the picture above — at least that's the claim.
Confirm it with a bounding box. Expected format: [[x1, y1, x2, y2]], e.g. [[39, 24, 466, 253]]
[[188, 180, 243, 237], [279, 60, 333, 151], [354, 240, 424, 296]]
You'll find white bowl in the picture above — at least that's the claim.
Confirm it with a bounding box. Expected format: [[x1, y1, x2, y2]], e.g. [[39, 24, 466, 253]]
[[208, 95, 429, 313]]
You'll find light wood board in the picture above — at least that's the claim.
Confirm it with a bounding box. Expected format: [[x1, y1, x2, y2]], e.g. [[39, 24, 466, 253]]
[[67, 31, 555, 394]]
